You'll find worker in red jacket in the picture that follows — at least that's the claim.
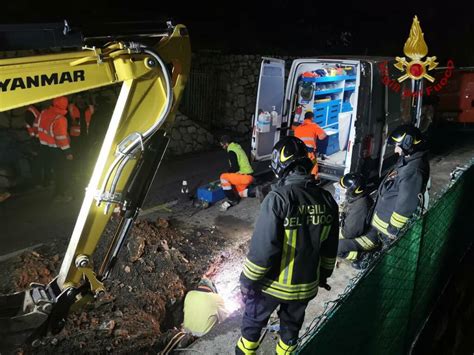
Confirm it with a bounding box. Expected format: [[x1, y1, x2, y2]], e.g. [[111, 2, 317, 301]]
[[37, 96, 74, 201], [293, 111, 327, 178]]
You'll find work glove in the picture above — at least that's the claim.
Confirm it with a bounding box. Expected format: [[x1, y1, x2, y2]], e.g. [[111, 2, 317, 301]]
[[319, 278, 331, 291], [240, 283, 259, 302]]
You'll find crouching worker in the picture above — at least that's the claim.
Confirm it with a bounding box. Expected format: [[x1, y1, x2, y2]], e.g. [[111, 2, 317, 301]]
[[160, 278, 229, 354], [338, 125, 430, 269], [183, 278, 229, 336], [337, 173, 376, 263], [236, 137, 339, 355], [219, 135, 254, 211]]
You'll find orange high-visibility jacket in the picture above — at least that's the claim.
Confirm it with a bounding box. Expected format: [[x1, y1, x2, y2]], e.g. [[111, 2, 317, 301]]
[[293, 119, 326, 151], [37, 97, 71, 151], [25, 105, 41, 137], [68, 103, 94, 137]]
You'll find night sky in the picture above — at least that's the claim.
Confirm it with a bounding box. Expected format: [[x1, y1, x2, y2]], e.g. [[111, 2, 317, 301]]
[[2, 1, 474, 65]]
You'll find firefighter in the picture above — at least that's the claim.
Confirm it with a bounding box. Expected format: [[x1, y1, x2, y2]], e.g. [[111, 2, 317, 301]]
[[338, 125, 430, 269], [37, 96, 73, 201], [219, 135, 254, 211], [236, 136, 339, 355], [293, 111, 327, 178], [183, 278, 229, 336], [337, 173, 374, 262]]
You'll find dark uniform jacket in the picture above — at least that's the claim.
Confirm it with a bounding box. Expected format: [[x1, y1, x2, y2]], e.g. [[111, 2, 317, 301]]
[[371, 150, 430, 236], [341, 194, 374, 239], [240, 171, 339, 302]]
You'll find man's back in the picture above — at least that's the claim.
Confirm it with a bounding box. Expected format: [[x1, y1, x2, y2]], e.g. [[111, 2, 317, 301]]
[[294, 120, 325, 149], [183, 290, 228, 336]]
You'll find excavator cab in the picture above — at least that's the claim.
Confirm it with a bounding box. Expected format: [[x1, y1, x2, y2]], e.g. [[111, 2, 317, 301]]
[[0, 20, 190, 350]]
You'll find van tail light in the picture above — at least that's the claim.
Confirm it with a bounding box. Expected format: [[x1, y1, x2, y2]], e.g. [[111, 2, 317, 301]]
[[362, 135, 374, 158]]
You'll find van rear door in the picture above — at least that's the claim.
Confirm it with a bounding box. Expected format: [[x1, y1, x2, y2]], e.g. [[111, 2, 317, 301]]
[[378, 65, 412, 176], [251, 58, 285, 161]]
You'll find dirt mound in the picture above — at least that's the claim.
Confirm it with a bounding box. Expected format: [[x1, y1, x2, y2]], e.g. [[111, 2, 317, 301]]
[[2, 218, 228, 354]]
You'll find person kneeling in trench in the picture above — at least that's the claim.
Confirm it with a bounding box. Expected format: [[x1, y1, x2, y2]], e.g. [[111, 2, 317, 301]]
[[159, 278, 229, 354]]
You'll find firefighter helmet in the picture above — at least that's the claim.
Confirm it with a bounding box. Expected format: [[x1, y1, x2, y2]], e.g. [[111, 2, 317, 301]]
[[388, 125, 424, 155], [270, 136, 312, 177], [339, 173, 366, 198]]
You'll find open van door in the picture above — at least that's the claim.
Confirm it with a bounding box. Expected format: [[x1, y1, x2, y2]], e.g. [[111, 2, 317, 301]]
[[251, 58, 285, 161], [378, 67, 412, 176]]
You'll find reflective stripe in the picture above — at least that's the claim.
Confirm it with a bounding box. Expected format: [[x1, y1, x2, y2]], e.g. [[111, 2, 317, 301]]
[[392, 212, 408, 223], [260, 278, 319, 300], [347, 251, 358, 260], [60, 145, 70, 150], [390, 212, 409, 228], [390, 216, 405, 229], [320, 257, 336, 270], [237, 337, 259, 354], [242, 258, 269, 281], [55, 135, 68, 139], [279, 229, 297, 285], [220, 178, 232, 190], [320, 225, 331, 242], [372, 213, 389, 234], [276, 339, 297, 355], [355, 236, 376, 250]]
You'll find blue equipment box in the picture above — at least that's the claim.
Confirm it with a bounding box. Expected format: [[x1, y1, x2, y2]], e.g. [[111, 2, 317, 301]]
[[197, 182, 226, 203], [325, 128, 340, 155]]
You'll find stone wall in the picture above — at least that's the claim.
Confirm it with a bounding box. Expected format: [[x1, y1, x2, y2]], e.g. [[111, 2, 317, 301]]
[[181, 52, 295, 136], [167, 112, 215, 156]]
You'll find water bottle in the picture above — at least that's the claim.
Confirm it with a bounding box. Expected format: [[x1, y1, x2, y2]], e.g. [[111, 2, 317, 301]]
[[181, 180, 189, 195], [257, 111, 271, 133], [270, 106, 279, 126]]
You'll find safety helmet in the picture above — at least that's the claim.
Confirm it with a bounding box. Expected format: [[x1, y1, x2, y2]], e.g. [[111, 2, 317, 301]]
[[198, 278, 217, 293], [388, 125, 424, 155], [53, 96, 68, 111], [270, 136, 312, 178], [339, 173, 366, 198]]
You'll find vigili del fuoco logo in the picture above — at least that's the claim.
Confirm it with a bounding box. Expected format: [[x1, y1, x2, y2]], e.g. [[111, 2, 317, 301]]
[[379, 16, 454, 97]]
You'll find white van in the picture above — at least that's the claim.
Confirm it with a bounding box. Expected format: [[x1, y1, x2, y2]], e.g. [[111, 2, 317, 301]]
[[251, 57, 413, 181]]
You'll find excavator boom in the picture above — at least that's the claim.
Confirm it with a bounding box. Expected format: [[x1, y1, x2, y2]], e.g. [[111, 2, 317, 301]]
[[0, 21, 190, 349]]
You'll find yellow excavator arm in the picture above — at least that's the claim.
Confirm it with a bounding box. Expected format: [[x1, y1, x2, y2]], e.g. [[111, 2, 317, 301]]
[[0, 22, 190, 347]]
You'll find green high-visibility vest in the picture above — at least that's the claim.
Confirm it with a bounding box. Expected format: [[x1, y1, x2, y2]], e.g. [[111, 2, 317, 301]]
[[228, 142, 253, 174]]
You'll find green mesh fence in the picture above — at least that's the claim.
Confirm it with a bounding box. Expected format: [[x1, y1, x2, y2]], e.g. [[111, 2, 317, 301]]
[[297, 161, 474, 355]]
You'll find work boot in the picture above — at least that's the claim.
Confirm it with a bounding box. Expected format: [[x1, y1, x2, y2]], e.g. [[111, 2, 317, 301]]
[[351, 252, 371, 270], [219, 199, 239, 212]]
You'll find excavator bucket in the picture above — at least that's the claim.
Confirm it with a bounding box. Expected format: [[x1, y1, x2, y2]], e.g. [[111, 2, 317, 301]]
[[0, 287, 51, 350]]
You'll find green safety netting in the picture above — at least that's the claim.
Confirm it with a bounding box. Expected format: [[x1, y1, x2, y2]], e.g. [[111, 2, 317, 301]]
[[298, 161, 474, 355]]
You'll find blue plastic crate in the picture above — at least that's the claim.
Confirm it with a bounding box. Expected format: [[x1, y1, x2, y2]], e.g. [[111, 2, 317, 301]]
[[342, 102, 352, 112], [325, 128, 340, 155], [197, 182, 226, 203]]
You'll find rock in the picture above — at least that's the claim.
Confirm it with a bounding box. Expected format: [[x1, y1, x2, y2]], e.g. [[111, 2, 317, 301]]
[[196, 231, 202, 237], [31, 339, 41, 348], [114, 310, 124, 318], [171, 130, 181, 140], [188, 126, 197, 133], [128, 236, 146, 262], [160, 239, 170, 251], [124, 266, 131, 273], [157, 217, 170, 229], [99, 320, 116, 333], [114, 329, 129, 337], [127, 286, 133, 292], [50, 338, 59, 346]]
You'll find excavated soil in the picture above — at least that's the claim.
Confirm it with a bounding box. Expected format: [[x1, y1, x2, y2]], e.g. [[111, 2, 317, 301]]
[[0, 218, 233, 354]]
